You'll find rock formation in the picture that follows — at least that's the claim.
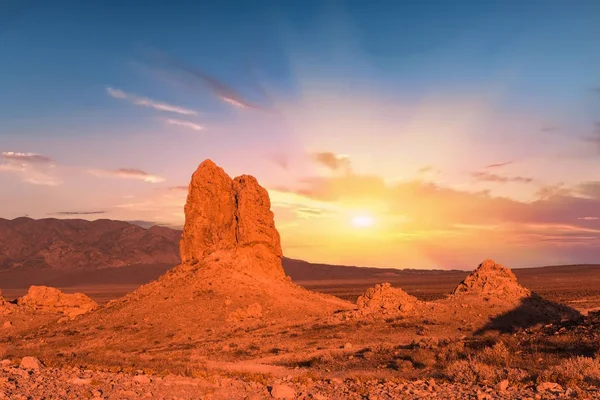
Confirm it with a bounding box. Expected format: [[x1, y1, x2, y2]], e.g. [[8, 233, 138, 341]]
[[17, 286, 98, 318], [357, 283, 419, 315], [451, 259, 531, 299], [179, 160, 284, 278], [0, 289, 16, 314], [66, 159, 352, 351]]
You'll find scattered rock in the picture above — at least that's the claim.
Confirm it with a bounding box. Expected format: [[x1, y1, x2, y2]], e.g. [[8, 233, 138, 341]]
[[270, 384, 296, 399], [536, 382, 563, 393], [19, 356, 42, 370], [70, 378, 92, 385], [2, 321, 11, 328], [228, 303, 263, 322], [498, 379, 509, 392], [133, 375, 152, 384]]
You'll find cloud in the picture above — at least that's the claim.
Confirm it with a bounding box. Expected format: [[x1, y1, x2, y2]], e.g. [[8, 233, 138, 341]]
[[166, 185, 188, 191], [278, 169, 600, 238], [106, 87, 198, 116], [470, 171, 534, 184], [1, 152, 53, 164], [540, 126, 558, 133], [164, 119, 204, 131], [535, 183, 573, 200], [581, 122, 600, 148], [312, 152, 352, 173], [578, 181, 600, 199], [0, 151, 60, 185], [125, 220, 166, 229], [578, 217, 599, 221], [52, 211, 107, 216], [484, 161, 513, 168], [88, 168, 165, 183], [147, 51, 267, 111]]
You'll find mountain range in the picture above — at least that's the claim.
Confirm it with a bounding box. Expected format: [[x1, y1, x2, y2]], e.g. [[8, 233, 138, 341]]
[[1, 217, 599, 295]]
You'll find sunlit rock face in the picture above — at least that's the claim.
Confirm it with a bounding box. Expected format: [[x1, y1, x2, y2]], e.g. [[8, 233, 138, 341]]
[[179, 159, 284, 278]]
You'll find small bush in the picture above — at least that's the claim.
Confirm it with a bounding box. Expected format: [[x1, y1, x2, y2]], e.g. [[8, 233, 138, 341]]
[[478, 341, 510, 367], [445, 358, 505, 384], [540, 356, 600, 387]]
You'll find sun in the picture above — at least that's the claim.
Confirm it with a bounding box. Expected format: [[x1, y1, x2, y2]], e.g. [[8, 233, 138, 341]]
[[351, 215, 374, 228]]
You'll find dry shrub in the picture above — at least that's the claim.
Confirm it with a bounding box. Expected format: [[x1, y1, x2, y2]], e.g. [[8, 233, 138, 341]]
[[478, 341, 510, 367], [445, 358, 505, 384], [410, 349, 437, 368], [539, 356, 600, 387]]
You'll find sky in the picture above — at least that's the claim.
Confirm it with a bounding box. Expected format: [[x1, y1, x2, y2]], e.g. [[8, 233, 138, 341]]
[[1, 0, 600, 269]]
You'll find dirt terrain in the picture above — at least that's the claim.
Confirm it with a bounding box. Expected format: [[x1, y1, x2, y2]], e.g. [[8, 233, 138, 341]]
[[1, 160, 600, 399]]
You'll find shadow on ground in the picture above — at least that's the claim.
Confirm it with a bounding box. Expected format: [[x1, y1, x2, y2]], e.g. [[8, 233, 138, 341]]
[[475, 294, 582, 334]]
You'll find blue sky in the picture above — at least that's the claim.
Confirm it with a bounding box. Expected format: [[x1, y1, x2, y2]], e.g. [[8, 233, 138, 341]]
[[1, 0, 600, 268]]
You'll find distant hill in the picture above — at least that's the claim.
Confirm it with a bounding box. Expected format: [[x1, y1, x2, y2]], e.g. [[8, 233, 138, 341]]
[[0, 217, 181, 272], [1, 218, 599, 295]]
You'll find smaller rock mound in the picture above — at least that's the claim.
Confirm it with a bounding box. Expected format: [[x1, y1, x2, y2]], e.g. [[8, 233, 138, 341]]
[[451, 259, 530, 298], [17, 286, 98, 318], [357, 283, 419, 315], [0, 289, 16, 314]]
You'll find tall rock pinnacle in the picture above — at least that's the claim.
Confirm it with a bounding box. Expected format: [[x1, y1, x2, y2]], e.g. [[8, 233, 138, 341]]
[[179, 160, 284, 277]]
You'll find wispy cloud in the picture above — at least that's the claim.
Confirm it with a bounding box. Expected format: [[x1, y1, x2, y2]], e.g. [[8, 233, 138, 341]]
[[535, 183, 573, 199], [484, 161, 513, 169], [148, 51, 268, 111], [578, 216, 599, 221], [106, 87, 198, 116], [88, 168, 165, 183], [0, 151, 60, 185], [51, 211, 107, 216], [164, 118, 204, 131], [471, 171, 533, 184], [1, 152, 53, 164], [166, 185, 188, 191]]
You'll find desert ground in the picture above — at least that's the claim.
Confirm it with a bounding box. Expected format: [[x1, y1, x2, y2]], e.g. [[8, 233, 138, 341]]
[[1, 160, 600, 399]]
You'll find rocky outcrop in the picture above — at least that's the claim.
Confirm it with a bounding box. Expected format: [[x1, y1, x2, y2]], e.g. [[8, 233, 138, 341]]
[[180, 160, 237, 262], [357, 283, 419, 314], [451, 259, 530, 298], [179, 160, 284, 278], [17, 286, 98, 318], [0, 289, 16, 314], [233, 175, 282, 257]]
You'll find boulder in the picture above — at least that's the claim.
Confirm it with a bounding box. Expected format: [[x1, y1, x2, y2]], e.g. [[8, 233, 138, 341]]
[[19, 356, 43, 370]]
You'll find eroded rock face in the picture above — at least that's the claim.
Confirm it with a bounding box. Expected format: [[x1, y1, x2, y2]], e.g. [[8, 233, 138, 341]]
[[180, 160, 237, 263], [357, 283, 419, 314], [179, 160, 284, 278], [17, 286, 98, 318], [451, 259, 530, 298], [233, 175, 282, 257]]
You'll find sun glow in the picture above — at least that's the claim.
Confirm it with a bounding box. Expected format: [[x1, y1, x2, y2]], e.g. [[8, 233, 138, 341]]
[[351, 215, 374, 227]]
